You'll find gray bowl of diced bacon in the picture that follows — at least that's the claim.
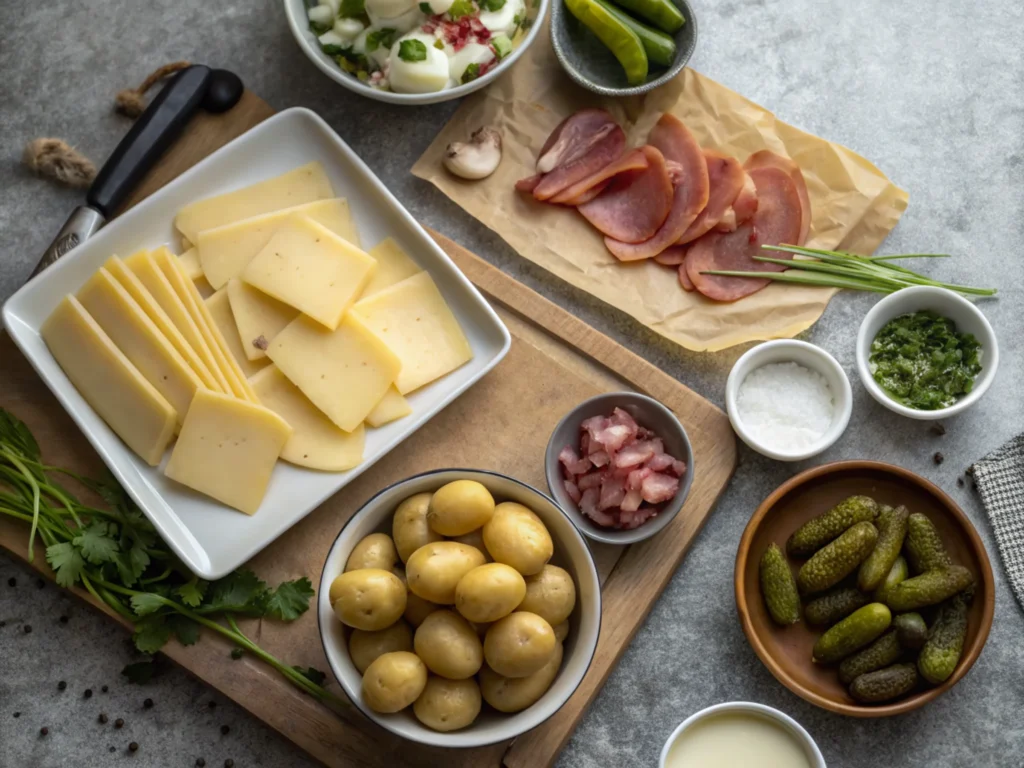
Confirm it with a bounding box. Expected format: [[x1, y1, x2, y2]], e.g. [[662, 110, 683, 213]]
[[545, 392, 693, 545]]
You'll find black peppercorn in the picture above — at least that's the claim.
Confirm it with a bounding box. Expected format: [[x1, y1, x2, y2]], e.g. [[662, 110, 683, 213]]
[[23, 624, 32, 634], [40, 727, 49, 736], [196, 759, 206, 767], [13, 712, 20, 718], [208, 701, 217, 709], [58, 681, 67, 691], [933, 452, 944, 465], [109, 747, 116, 753], [143, 698, 153, 709], [101, 685, 109, 693], [115, 718, 124, 729], [224, 760, 234, 768], [220, 725, 230, 735], [84, 689, 93, 699], [129, 742, 139, 752], [36, 578, 45, 589], [7, 577, 15, 587], [930, 422, 946, 436], [957, 477, 965, 487], [59, 615, 69, 624], [99, 713, 108, 724]]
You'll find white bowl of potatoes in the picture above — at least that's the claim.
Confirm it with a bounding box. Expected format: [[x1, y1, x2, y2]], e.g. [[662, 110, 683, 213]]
[[318, 468, 602, 747]]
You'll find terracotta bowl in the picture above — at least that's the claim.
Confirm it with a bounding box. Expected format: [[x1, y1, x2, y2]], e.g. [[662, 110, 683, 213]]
[[734, 461, 995, 717]]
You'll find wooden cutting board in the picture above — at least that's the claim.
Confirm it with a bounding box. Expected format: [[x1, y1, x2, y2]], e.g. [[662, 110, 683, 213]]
[[0, 91, 737, 768]]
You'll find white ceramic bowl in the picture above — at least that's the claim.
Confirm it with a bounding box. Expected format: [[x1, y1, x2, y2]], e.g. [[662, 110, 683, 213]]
[[725, 340, 853, 462], [855, 286, 998, 421], [659, 702, 826, 768], [318, 468, 601, 748], [283, 0, 550, 105]]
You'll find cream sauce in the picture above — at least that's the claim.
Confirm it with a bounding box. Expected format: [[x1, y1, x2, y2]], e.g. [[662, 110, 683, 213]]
[[664, 712, 814, 768]]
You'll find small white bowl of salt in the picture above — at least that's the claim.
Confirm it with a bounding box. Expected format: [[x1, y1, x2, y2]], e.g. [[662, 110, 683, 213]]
[[725, 340, 852, 462]]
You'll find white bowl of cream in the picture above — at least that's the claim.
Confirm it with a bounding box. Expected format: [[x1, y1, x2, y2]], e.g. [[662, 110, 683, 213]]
[[660, 701, 826, 768], [725, 339, 852, 462]]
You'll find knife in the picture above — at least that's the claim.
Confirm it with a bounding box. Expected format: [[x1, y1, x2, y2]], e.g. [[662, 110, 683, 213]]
[[32, 65, 244, 279]]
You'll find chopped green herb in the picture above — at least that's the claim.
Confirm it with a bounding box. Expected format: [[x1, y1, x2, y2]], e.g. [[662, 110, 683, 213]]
[[448, 0, 475, 18], [419, 1, 433, 11], [265, 578, 315, 621], [512, 11, 524, 28], [461, 63, 481, 83], [479, 0, 506, 9], [309, 21, 332, 35], [491, 34, 512, 58], [433, 38, 445, 49], [398, 39, 428, 61], [292, 666, 328, 686], [321, 43, 347, 56], [340, 0, 366, 16], [366, 27, 397, 52]]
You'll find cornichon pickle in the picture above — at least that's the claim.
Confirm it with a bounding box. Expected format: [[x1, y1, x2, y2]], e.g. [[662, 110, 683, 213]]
[[885, 566, 974, 612], [592, 0, 676, 67], [787, 496, 879, 557], [797, 522, 878, 595], [874, 555, 908, 602], [858, 505, 909, 592], [804, 586, 870, 627], [759, 543, 801, 626], [607, 0, 685, 33], [812, 602, 891, 664], [838, 630, 902, 684], [918, 595, 968, 684], [905, 513, 954, 574], [849, 662, 918, 703], [893, 612, 928, 650], [565, 0, 649, 86]]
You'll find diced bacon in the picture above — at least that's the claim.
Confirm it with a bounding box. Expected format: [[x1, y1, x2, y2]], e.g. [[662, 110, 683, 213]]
[[564, 480, 582, 504], [646, 453, 674, 472], [598, 476, 626, 511], [581, 415, 608, 434], [626, 467, 652, 491], [641, 473, 680, 504], [636, 426, 654, 439], [580, 431, 590, 455], [580, 487, 615, 526], [558, 445, 592, 476], [620, 506, 658, 529], [577, 471, 603, 491], [588, 450, 609, 468], [609, 407, 640, 434], [614, 440, 657, 469], [620, 488, 643, 513], [670, 459, 687, 477], [591, 424, 633, 453]]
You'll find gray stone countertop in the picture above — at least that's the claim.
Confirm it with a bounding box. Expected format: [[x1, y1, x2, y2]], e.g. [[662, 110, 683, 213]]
[[1, 0, 1023, 765]]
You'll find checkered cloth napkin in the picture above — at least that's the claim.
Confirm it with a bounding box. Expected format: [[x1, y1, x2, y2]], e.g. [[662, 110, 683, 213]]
[[973, 433, 1024, 610]]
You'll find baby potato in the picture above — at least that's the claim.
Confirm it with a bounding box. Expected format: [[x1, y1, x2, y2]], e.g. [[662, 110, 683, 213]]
[[552, 621, 570, 644], [406, 541, 486, 604], [450, 528, 491, 562], [480, 642, 564, 713], [413, 610, 483, 680], [393, 492, 443, 563], [482, 502, 554, 576], [346, 533, 398, 572], [470, 621, 492, 638], [484, 611, 556, 678], [517, 565, 576, 626], [427, 480, 495, 536], [349, 621, 413, 674], [455, 563, 527, 623], [362, 651, 427, 714], [404, 591, 439, 627], [413, 676, 482, 732], [330, 569, 407, 631]]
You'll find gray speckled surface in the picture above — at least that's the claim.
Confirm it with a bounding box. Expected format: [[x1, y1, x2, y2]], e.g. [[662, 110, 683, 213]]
[[2, 0, 1023, 766]]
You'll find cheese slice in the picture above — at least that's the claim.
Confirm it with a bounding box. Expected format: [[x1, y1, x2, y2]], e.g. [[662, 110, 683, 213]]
[[268, 313, 400, 432], [362, 238, 421, 298], [165, 389, 291, 515], [249, 365, 365, 471], [205, 289, 270, 379], [242, 216, 376, 330], [194, 276, 215, 299], [174, 162, 334, 244], [351, 272, 473, 394], [178, 247, 204, 280], [198, 198, 360, 289], [226, 278, 298, 361], [366, 386, 412, 428], [107, 254, 223, 392], [42, 296, 176, 466], [77, 267, 205, 426]]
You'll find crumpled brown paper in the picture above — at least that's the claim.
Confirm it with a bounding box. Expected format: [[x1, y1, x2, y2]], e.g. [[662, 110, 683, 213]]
[[412, 36, 909, 352]]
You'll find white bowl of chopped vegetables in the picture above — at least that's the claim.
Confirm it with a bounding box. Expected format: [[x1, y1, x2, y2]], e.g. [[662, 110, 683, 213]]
[[855, 286, 999, 421], [284, 0, 548, 103]]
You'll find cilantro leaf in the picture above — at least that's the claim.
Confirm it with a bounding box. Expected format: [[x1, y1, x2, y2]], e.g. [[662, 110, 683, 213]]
[[448, 0, 474, 17], [132, 616, 172, 654], [479, 0, 505, 10], [130, 592, 166, 617], [398, 39, 428, 62], [292, 666, 327, 686], [366, 28, 397, 52], [176, 578, 208, 608], [460, 62, 481, 83], [199, 570, 268, 616], [46, 542, 85, 588], [166, 614, 200, 646], [0, 410, 40, 460], [121, 660, 155, 684], [73, 521, 119, 565], [265, 578, 315, 621], [340, 0, 365, 16], [114, 543, 150, 587]]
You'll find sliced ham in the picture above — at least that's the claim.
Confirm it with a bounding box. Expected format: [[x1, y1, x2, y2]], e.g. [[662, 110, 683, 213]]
[[654, 245, 688, 266], [603, 115, 710, 261], [677, 262, 695, 292], [578, 145, 674, 243], [686, 166, 803, 302], [523, 110, 627, 202], [714, 171, 758, 232], [744, 150, 811, 244], [677, 150, 744, 244], [549, 149, 648, 205], [515, 174, 541, 194]]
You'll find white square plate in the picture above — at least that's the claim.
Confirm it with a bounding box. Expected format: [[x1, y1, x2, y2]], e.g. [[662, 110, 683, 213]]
[[3, 108, 511, 579]]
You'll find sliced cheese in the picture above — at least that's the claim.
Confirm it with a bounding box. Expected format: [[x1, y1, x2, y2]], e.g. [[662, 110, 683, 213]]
[[77, 267, 204, 427], [165, 389, 291, 515], [205, 289, 271, 379], [362, 237, 421, 297], [194, 276, 215, 300], [198, 198, 360, 289], [366, 386, 412, 428], [178, 247, 204, 280], [249, 365, 365, 471], [267, 313, 400, 432], [41, 296, 176, 466], [226, 278, 298, 361], [174, 162, 334, 244], [242, 216, 376, 330], [351, 271, 473, 394]]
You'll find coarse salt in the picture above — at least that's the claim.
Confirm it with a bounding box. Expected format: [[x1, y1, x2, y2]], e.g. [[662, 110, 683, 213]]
[[736, 362, 834, 452]]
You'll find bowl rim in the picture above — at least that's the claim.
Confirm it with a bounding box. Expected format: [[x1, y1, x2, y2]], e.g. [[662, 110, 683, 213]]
[[854, 286, 999, 421], [658, 701, 826, 768], [725, 339, 853, 462], [544, 391, 695, 545], [282, 0, 551, 105], [317, 467, 603, 747], [734, 459, 996, 718]]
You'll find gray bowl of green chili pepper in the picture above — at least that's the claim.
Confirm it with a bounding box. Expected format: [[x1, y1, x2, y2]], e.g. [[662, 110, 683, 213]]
[[855, 286, 999, 420], [551, 0, 695, 96]]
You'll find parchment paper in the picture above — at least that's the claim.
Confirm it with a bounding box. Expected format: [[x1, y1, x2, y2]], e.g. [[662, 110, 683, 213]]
[[413, 36, 909, 352]]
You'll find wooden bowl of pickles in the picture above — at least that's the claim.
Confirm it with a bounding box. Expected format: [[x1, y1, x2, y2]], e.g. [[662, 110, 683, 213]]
[[734, 460, 995, 717]]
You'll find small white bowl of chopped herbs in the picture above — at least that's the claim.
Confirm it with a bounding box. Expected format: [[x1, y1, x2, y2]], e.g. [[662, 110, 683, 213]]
[[726, 340, 853, 462], [856, 286, 999, 421], [283, 0, 548, 104]]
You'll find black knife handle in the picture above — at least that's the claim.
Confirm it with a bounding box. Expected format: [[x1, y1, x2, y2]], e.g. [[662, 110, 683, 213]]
[[86, 65, 212, 217]]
